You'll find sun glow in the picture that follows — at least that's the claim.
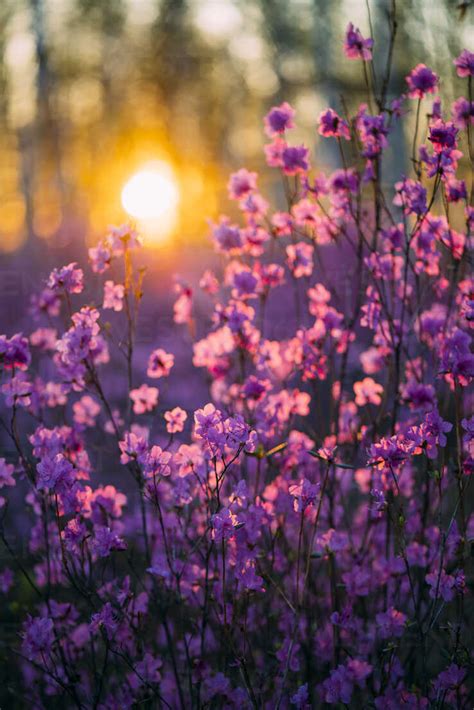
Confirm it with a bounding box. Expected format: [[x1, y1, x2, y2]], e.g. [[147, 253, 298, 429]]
[[121, 162, 179, 241]]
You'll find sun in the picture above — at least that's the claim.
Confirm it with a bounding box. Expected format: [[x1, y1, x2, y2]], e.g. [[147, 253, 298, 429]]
[[121, 162, 179, 223]]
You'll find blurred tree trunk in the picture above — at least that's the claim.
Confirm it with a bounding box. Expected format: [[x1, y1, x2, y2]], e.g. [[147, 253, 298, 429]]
[[312, 0, 341, 167], [0, 4, 10, 124], [372, 0, 407, 182], [29, 0, 66, 247], [259, 0, 299, 102]]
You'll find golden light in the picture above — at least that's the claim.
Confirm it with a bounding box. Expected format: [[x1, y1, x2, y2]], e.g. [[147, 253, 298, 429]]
[[121, 161, 179, 242]]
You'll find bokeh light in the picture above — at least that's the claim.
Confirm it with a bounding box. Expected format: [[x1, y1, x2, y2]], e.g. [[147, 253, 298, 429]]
[[122, 162, 179, 220], [121, 162, 180, 243]]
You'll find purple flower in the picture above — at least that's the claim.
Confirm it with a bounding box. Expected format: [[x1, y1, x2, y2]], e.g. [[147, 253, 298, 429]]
[[224, 414, 253, 447], [431, 96, 442, 119], [344, 23, 373, 61], [419, 142, 461, 179], [47, 262, 84, 294], [61, 518, 87, 553], [286, 242, 314, 278], [202, 672, 231, 703], [289, 478, 320, 512], [127, 652, 162, 690], [235, 557, 265, 592], [264, 102, 295, 137], [368, 436, 408, 469], [428, 119, 458, 153], [445, 178, 467, 203], [319, 659, 372, 705], [211, 217, 243, 253], [30, 287, 61, 319], [360, 286, 382, 330], [231, 267, 259, 299], [451, 96, 474, 129], [319, 665, 354, 704], [90, 485, 127, 523], [393, 177, 427, 215], [0, 568, 13, 593], [291, 683, 309, 708], [1, 375, 32, 408], [119, 431, 148, 464], [406, 542, 428, 567], [107, 223, 142, 254], [143, 445, 172, 478], [90, 602, 118, 639], [147, 555, 171, 580], [357, 110, 389, 158], [421, 409, 452, 458], [103, 280, 124, 311], [375, 688, 429, 708], [281, 145, 310, 175], [0, 333, 31, 370], [88, 241, 111, 273], [227, 168, 257, 200], [434, 663, 466, 692], [403, 381, 435, 411], [439, 328, 474, 384], [342, 565, 371, 597], [0, 459, 15, 489], [194, 403, 224, 444], [211, 508, 237, 541], [164, 406, 187, 434], [318, 109, 350, 140], [21, 615, 54, 659], [376, 607, 407, 638], [73, 395, 100, 428], [461, 415, 474, 451], [316, 528, 349, 553], [147, 348, 174, 379], [454, 49, 474, 78], [36, 453, 74, 492], [92, 526, 127, 557], [56, 306, 107, 386], [406, 64, 439, 98], [330, 168, 359, 193], [426, 569, 456, 602], [129, 384, 159, 414]]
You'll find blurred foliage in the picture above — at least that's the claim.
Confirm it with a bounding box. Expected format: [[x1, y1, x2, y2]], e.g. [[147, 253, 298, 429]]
[[0, 0, 471, 253]]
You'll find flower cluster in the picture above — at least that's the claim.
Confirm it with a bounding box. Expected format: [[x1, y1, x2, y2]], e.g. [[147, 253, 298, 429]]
[[0, 18, 472, 710]]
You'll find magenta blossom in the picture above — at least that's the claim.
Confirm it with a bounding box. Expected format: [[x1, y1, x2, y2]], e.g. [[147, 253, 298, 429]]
[[344, 23, 373, 61], [428, 119, 459, 153], [318, 109, 350, 140], [0, 333, 31, 370], [354, 377, 383, 407], [454, 49, 474, 78], [264, 102, 296, 137], [405, 64, 439, 98], [103, 280, 124, 311], [47, 262, 84, 294], [88, 241, 111, 273], [164, 406, 187, 433], [281, 145, 310, 175], [289, 478, 320, 512], [21, 615, 54, 659], [376, 607, 407, 638], [130, 384, 159, 414], [211, 507, 238, 541], [147, 348, 174, 378], [451, 96, 474, 129], [227, 168, 258, 200], [286, 242, 314, 278]]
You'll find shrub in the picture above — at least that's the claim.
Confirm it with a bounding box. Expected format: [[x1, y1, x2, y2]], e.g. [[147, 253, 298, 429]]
[[0, 18, 472, 710]]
